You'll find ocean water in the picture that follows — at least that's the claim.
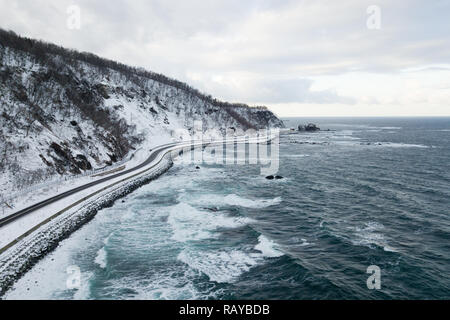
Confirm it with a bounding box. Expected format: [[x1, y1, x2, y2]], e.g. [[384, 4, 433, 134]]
[[5, 117, 450, 300]]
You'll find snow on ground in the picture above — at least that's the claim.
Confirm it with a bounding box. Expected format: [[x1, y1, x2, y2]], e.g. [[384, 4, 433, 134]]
[[0, 129, 174, 219], [0, 140, 182, 249]]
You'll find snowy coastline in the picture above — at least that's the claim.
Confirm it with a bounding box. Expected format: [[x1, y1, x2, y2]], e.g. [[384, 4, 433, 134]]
[[0, 152, 174, 297]]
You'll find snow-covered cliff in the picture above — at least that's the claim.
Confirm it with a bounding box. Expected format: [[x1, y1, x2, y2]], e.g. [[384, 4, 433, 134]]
[[0, 29, 284, 196]]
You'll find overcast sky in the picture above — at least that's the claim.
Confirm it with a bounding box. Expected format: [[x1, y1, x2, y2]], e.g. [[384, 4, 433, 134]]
[[1, 0, 449, 117]]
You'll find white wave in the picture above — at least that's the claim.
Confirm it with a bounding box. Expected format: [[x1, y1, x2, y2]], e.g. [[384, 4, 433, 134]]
[[98, 267, 214, 300], [290, 237, 311, 246], [132, 165, 225, 198], [351, 222, 398, 252], [222, 194, 282, 208], [168, 203, 252, 242], [102, 233, 113, 245], [299, 238, 311, 246], [94, 247, 107, 269], [377, 127, 402, 130], [383, 245, 398, 252], [329, 130, 360, 140], [133, 280, 206, 300], [3, 232, 97, 300], [331, 135, 361, 141], [332, 141, 429, 148], [375, 142, 429, 148], [284, 154, 311, 158], [334, 141, 361, 146], [72, 271, 94, 300], [254, 235, 284, 258], [183, 194, 282, 209], [361, 221, 385, 231], [327, 124, 371, 128], [327, 124, 402, 130], [177, 234, 284, 283], [177, 249, 259, 283]]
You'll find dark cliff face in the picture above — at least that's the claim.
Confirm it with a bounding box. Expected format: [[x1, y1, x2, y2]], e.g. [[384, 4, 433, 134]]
[[0, 29, 283, 192]]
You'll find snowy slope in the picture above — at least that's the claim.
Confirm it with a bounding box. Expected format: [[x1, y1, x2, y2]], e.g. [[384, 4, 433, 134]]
[[0, 29, 284, 200]]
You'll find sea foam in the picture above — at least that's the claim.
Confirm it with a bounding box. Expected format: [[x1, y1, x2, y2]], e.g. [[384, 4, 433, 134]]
[[254, 235, 284, 258], [94, 247, 107, 269], [182, 194, 282, 209], [168, 202, 253, 242], [177, 249, 259, 283], [351, 222, 398, 252], [177, 235, 284, 283]]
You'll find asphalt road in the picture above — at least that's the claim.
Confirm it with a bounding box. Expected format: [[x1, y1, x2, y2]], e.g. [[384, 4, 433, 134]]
[[0, 141, 185, 228]]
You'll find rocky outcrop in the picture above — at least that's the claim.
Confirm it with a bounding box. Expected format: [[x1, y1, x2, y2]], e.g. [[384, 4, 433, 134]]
[[298, 123, 320, 132], [265, 175, 284, 180], [48, 142, 93, 174]]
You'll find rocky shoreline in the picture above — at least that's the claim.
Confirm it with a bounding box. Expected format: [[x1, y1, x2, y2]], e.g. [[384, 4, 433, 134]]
[[0, 155, 174, 297]]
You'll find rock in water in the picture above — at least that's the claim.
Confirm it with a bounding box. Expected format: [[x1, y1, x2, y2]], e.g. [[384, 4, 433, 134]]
[[298, 123, 320, 132], [266, 175, 283, 180]]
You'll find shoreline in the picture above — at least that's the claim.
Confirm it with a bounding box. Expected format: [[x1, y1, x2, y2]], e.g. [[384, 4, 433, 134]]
[[0, 155, 174, 297], [0, 135, 276, 298]]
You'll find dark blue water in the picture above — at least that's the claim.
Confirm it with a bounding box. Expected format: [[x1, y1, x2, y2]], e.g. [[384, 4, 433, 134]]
[[6, 117, 450, 300]]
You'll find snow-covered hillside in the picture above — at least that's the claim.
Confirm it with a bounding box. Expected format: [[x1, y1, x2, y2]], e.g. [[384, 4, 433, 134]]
[[0, 29, 284, 197]]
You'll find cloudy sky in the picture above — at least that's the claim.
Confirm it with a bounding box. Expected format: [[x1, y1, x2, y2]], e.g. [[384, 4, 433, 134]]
[[1, 0, 450, 117]]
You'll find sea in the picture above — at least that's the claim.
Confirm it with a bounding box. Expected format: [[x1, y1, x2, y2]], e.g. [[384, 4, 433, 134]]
[[4, 117, 450, 300]]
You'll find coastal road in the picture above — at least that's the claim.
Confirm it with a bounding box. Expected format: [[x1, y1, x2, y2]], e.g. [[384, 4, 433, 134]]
[[0, 133, 272, 229], [0, 141, 187, 228]]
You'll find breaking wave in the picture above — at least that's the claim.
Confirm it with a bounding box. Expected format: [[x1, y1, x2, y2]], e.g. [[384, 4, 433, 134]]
[[181, 194, 282, 209], [168, 203, 253, 242]]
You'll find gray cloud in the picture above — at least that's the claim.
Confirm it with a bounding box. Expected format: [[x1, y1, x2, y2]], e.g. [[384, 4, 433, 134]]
[[254, 78, 356, 104], [0, 0, 449, 107], [188, 76, 356, 105]]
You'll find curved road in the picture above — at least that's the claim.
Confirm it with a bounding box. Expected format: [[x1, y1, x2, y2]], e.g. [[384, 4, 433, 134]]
[[0, 133, 272, 247], [0, 141, 187, 228]]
